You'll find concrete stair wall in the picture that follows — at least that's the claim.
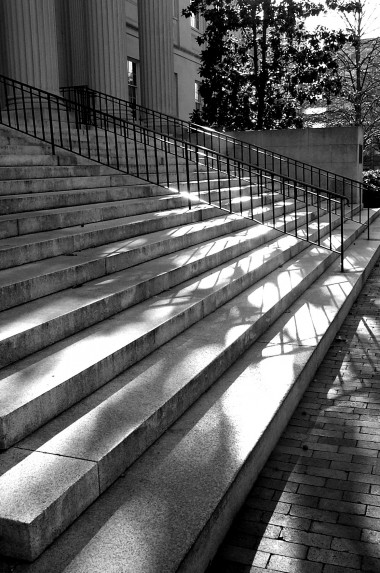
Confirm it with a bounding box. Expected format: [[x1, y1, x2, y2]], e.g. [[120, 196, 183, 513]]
[[0, 123, 379, 572]]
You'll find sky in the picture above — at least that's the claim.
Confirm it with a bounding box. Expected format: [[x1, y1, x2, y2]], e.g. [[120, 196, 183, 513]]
[[306, 0, 380, 38]]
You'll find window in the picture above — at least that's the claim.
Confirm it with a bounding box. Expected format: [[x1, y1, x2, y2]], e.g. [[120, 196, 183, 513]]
[[195, 81, 202, 111], [128, 59, 138, 107], [190, 12, 200, 30]]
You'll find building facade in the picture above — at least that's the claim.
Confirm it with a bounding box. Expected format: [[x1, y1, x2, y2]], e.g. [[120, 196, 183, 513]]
[[0, 0, 203, 121]]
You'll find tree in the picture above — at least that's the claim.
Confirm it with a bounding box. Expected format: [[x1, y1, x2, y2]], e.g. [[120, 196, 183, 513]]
[[183, 0, 349, 131], [322, 1, 380, 150]]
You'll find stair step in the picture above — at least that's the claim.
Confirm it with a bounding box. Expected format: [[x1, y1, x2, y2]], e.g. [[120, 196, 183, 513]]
[[0, 203, 222, 269], [0, 183, 284, 237], [0, 164, 117, 181], [0, 172, 147, 196], [0, 217, 374, 562], [0, 193, 197, 237], [0, 213, 253, 311], [0, 183, 170, 215]]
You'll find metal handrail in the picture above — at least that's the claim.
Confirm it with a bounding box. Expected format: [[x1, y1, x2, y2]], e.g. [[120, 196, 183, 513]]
[[0, 74, 355, 270], [61, 84, 365, 216]]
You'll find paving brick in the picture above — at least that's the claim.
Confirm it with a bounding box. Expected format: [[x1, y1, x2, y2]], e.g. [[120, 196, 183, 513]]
[[340, 446, 379, 457], [319, 498, 366, 515], [348, 472, 380, 486], [332, 460, 373, 473], [311, 450, 352, 463], [290, 455, 331, 469], [366, 505, 380, 518], [343, 490, 380, 507], [331, 537, 380, 558], [311, 521, 361, 540], [276, 491, 319, 509], [361, 528, 380, 544], [305, 467, 348, 480], [362, 555, 380, 572], [257, 538, 307, 559], [280, 528, 331, 549], [262, 512, 311, 532], [289, 505, 338, 524], [268, 554, 323, 573], [326, 478, 370, 493], [339, 513, 380, 532], [307, 546, 361, 568], [323, 564, 365, 573], [255, 477, 299, 494], [286, 472, 325, 487], [297, 484, 343, 500]]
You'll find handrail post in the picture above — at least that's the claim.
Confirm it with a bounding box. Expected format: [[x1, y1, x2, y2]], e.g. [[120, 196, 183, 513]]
[[341, 198, 344, 273], [185, 141, 191, 209], [47, 93, 55, 155]]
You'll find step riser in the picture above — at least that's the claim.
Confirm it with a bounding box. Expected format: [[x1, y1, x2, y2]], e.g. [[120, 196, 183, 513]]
[[0, 164, 117, 181], [2, 195, 191, 238], [0, 185, 169, 215], [0, 186, 271, 235], [0, 173, 139, 195], [0, 205, 221, 270]]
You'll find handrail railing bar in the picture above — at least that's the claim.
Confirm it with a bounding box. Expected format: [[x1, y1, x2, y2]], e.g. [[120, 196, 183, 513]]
[[59, 83, 365, 197], [1, 74, 361, 270], [9, 77, 351, 209]]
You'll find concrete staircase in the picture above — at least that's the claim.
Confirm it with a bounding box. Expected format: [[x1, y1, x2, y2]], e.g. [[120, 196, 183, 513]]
[[0, 123, 380, 572]]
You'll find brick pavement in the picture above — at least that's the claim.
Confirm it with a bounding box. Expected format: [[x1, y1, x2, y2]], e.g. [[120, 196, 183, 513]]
[[208, 260, 380, 573]]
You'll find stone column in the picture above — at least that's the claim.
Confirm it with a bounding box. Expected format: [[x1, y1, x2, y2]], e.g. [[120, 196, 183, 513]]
[[67, 0, 88, 86], [86, 0, 128, 99], [1, 0, 60, 93], [138, 0, 175, 115], [55, 0, 88, 88]]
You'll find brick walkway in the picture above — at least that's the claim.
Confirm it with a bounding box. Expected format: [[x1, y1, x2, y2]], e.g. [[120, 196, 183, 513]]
[[209, 259, 380, 573]]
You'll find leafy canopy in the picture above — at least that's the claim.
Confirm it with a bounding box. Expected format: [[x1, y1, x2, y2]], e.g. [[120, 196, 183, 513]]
[[183, 0, 350, 130]]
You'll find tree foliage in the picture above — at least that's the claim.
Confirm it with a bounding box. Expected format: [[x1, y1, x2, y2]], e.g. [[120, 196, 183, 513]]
[[321, 1, 380, 150], [183, 0, 349, 131]]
